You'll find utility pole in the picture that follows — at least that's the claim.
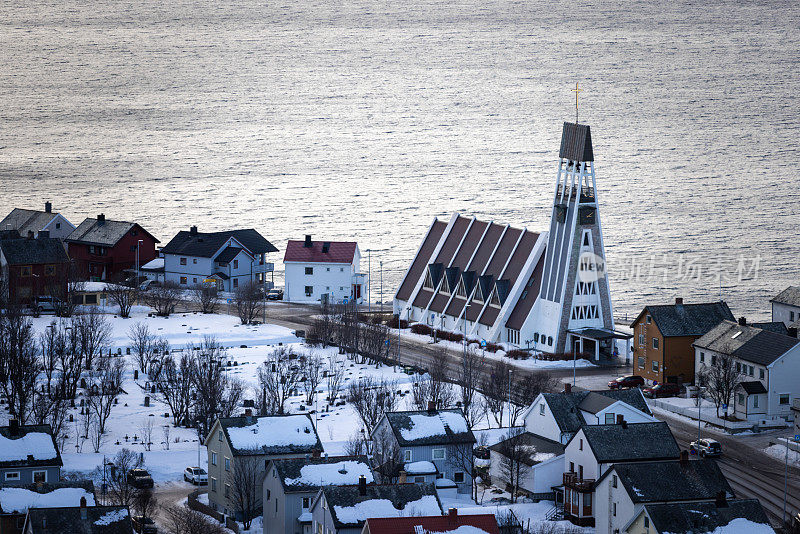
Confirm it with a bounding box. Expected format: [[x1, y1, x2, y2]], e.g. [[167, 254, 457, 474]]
[[697, 389, 703, 442], [136, 239, 143, 285], [380, 260, 383, 313], [367, 249, 371, 313], [507, 368, 513, 428], [784, 435, 790, 526]]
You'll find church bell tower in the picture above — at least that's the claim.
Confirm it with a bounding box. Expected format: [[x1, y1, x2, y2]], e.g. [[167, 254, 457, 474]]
[[533, 122, 614, 354]]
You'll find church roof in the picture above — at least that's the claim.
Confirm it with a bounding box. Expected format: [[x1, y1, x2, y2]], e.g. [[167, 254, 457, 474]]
[[559, 122, 594, 162]]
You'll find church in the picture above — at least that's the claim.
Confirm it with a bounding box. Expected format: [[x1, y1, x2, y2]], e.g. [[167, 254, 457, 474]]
[[393, 122, 628, 359]]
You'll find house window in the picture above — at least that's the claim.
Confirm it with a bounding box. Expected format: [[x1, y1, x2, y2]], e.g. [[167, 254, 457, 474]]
[[711, 354, 717, 365], [753, 396, 759, 408], [748, 366, 754, 377], [547, 336, 553, 346], [219, 431, 223, 441], [652, 338, 659, 349], [233, 279, 238, 288], [578, 465, 583, 479], [56, 222, 61, 229], [4, 472, 20, 481], [646, 315, 651, 324], [180, 257, 187, 265], [224, 457, 231, 472], [736, 362, 741, 372], [302, 497, 310, 509], [791, 311, 795, 322], [569, 462, 574, 473], [20, 266, 32, 277], [414, 476, 426, 483], [305, 267, 313, 275], [638, 357, 645, 369], [700, 352, 705, 363], [534, 333, 539, 343], [759, 369, 765, 380], [644, 517, 650, 528], [780, 394, 790, 405], [224, 484, 230, 498], [233, 260, 238, 269], [638, 334, 645, 346], [403, 450, 412, 462], [211, 478, 217, 492], [613, 502, 617, 516], [340, 267, 344, 272], [131, 229, 138, 236], [652, 360, 659, 373], [44, 265, 55, 276], [453, 472, 465, 483], [738, 393, 745, 405], [305, 286, 313, 297], [579, 439, 583, 451], [326, 267, 330, 272], [604, 413, 615, 424], [193, 258, 197, 264], [432, 449, 445, 460], [33, 470, 46, 483], [540, 404, 545, 416], [180, 276, 187, 285], [612, 475, 618, 488], [583, 493, 591, 507], [211, 452, 218, 466]]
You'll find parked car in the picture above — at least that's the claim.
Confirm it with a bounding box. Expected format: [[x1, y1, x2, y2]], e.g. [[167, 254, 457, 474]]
[[643, 383, 683, 398], [689, 438, 722, 457], [139, 279, 160, 291], [131, 515, 157, 534], [32, 296, 59, 314], [608, 375, 645, 389], [184, 466, 208, 485], [473, 446, 490, 460], [127, 468, 154, 489], [266, 289, 284, 300]]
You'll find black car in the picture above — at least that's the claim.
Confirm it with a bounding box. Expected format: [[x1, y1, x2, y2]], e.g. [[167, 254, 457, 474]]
[[127, 468, 154, 489], [473, 446, 490, 460], [132, 516, 157, 534]]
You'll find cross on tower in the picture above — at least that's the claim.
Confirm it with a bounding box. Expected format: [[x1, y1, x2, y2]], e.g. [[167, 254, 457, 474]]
[[571, 82, 583, 124]]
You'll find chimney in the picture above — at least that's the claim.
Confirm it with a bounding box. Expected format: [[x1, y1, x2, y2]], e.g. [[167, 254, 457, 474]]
[[564, 383, 571, 393], [789, 327, 798, 339], [358, 475, 367, 496], [427, 401, 437, 413], [448, 508, 458, 521], [244, 408, 253, 418], [322, 242, 330, 254], [616, 414, 624, 425], [45, 201, 52, 213], [312, 449, 321, 458], [304, 235, 312, 248], [715, 491, 728, 508], [97, 214, 105, 226], [620, 419, 628, 429], [80, 496, 87, 519], [9, 419, 19, 436], [680, 450, 689, 467], [27, 230, 34, 239], [738, 317, 747, 326], [675, 297, 683, 305], [190, 225, 198, 235], [38, 230, 50, 240], [398, 470, 407, 483]]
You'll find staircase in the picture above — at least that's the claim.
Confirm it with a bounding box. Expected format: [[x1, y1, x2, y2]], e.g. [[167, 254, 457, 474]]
[[545, 505, 564, 522]]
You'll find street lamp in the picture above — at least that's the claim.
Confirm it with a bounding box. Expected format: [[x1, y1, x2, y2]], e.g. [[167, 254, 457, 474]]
[[379, 260, 383, 313], [367, 249, 371, 313], [136, 239, 143, 286]]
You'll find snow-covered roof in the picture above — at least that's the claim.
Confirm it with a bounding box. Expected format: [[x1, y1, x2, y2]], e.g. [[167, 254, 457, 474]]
[[334, 495, 441, 525], [404, 461, 437, 475], [285, 460, 374, 489], [322, 483, 442, 528], [383, 410, 475, 447], [218, 415, 322, 456], [26, 505, 133, 534], [641, 499, 773, 534], [0, 485, 95, 513], [0, 424, 61, 468], [363, 513, 500, 534], [81, 282, 110, 292], [140, 258, 164, 271], [94, 508, 129, 526]]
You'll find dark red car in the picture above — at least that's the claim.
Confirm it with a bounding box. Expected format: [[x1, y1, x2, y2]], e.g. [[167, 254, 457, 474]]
[[643, 383, 683, 398], [608, 375, 645, 390]]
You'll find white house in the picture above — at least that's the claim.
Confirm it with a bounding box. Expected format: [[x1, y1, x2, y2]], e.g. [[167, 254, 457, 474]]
[[283, 236, 364, 304], [1, 203, 75, 240], [694, 319, 800, 422], [770, 286, 800, 327], [488, 431, 565, 499], [160, 226, 277, 292]]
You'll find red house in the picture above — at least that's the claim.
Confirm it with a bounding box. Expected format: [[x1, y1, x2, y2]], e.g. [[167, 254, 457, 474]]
[[0, 231, 70, 305], [65, 214, 159, 281]]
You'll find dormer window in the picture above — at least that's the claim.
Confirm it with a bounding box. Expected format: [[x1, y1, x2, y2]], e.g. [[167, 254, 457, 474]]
[[423, 270, 434, 290]]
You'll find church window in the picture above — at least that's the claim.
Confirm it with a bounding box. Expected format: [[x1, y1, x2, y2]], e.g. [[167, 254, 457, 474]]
[[440, 276, 450, 294], [423, 270, 434, 290], [489, 289, 501, 307], [534, 333, 539, 343], [547, 336, 553, 346], [455, 280, 467, 298]]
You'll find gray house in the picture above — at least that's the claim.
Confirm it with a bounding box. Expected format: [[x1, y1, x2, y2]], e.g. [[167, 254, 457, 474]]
[[0, 422, 62, 486], [204, 414, 323, 518], [310, 481, 442, 534], [371, 408, 475, 494], [0, 480, 95, 533], [263, 455, 373, 534], [24, 504, 133, 534]]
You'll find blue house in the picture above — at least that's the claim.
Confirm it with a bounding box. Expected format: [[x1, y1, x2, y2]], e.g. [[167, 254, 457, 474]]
[[0, 421, 62, 486]]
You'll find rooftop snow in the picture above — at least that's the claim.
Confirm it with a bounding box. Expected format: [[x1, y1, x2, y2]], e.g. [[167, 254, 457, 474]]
[[94, 508, 129, 526], [405, 461, 437, 475], [0, 488, 96, 513], [430, 526, 492, 534], [226, 415, 318, 451], [285, 460, 373, 487], [334, 495, 441, 524], [711, 518, 775, 534], [399, 412, 468, 442], [140, 258, 164, 270], [0, 432, 58, 463]]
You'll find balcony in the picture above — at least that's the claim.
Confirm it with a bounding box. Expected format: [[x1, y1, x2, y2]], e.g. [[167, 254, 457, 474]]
[[563, 472, 594, 492], [253, 262, 274, 273]]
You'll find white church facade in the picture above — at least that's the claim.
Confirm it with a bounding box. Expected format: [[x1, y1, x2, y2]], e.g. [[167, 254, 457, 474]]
[[393, 122, 628, 358]]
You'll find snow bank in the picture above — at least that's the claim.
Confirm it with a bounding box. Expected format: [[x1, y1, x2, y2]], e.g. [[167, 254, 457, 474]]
[[0, 488, 96, 513], [708, 518, 775, 534], [285, 460, 374, 487], [227, 415, 318, 451], [432, 526, 492, 534], [334, 495, 441, 524], [0, 432, 58, 462], [405, 461, 437, 475], [399, 412, 468, 441], [94, 508, 129, 525]]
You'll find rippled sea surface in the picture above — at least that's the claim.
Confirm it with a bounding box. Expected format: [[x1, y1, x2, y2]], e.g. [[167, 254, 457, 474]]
[[1, 0, 798, 319]]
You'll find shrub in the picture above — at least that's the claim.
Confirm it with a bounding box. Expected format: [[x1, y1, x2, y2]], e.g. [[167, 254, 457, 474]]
[[411, 324, 432, 335], [505, 349, 529, 360]]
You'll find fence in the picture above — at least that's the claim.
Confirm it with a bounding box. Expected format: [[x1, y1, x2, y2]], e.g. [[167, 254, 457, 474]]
[[187, 489, 223, 522]]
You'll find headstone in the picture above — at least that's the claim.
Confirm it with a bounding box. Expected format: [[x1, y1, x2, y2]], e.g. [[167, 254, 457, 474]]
[[151, 386, 156, 394], [134, 370, 139, 380], [144, 396, 150, 407], [126, 347, 131, 355]]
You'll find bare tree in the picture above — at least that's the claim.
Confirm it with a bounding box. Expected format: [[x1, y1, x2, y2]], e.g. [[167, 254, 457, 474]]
[[372, 430, 403, 484], [344, 431, 368, 457], [132, 488, 158, 521], [86, 354, 125, 436], [509, 370, 558, 426], [31, 387, 70, 451], [47, 262, 84, 318], [0, 310, 40, 423], [161, 504, 228, 534], [308, 300, 337, 346], [300, 351, 324, 405], [348, 376, 400, 432], [74, 308, 111, 370], [411, 351, 454, 411], [189, 336, 245, 438], [233, 281, 263, 324], [229, 453, 263, 530], [58, 318, 86, 402], [325, 354, 346, 406], [257, 346, 301, 415], [144, 281, 180, 317], [448, 441, 478, 501], [190, 284, 219, 314], [89, 418, 106, 453], [162, 424, 171, 450], [458, 347, 486, 428], [106, 448, 143, 508], [139, 416, 155, 451], [698, 350, 742, 417], [152, 353, 193, 426], [496, 427, 531, 503], [105, 277, 139, 318], [483, 360, 512, 427], [128, 323, 155, 375]]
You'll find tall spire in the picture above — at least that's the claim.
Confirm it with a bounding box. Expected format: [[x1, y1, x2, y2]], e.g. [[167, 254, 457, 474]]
[[571, 82, 583, 124]]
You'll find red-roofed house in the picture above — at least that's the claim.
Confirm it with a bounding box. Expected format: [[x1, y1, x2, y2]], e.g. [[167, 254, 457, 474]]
[[362, 511, 499, 534], [283, 235, 364, 304]]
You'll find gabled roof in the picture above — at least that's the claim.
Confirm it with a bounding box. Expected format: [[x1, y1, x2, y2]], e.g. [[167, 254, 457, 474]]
[[0, 481, 95, 514], [213, 415, 322, 457], [695, 320, 800, 366], [321, 483, 441, 529], [365, 513, 500, 534], [633, 302, 734, 337], [0, 208, 68, 237], [737, 381, 767, 395], [382, 409, 475, 447], [162, 229, 276, 258], [0, 236, 68, 265], [559, 122, 594, 162], [751, 321, 789, 336], [26, 505, 133, 534], [66, 218, 158, 247], [577, 392, 616, 414], [573, 422, 680, 463], [600, 459, 733, 503], [215, 246, 248, 263], [538, 389, 652, 435], [641, 499, 771, 534], [770, 286, 800, 308], [284, 240, 357, 264], [271, 455, 373, 493], [0, 424, 62, 469], [489, 432, 565, 467]]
